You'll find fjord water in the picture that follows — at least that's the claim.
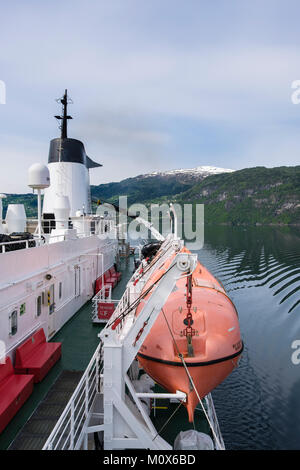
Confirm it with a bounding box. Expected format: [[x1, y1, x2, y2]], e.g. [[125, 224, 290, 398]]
[[195, 226, 300, 450]]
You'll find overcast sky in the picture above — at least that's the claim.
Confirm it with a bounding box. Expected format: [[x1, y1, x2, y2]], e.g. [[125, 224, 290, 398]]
[[1, 0, 300, 192]]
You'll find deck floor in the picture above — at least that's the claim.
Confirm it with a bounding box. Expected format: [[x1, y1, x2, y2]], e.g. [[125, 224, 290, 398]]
[[1, 254, 214, 450], [8, 370, 83, 450], [0, 257, 134, 450]]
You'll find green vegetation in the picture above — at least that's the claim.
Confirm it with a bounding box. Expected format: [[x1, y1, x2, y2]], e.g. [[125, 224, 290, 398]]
[[90, 174, 195, 205], [176, 166, 300, 225], [3, 166, 300, 225], [91, 166, 300, 225], [2, 193, 38, 218]]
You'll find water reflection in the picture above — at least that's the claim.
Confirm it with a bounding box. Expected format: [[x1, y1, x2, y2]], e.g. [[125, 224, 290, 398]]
[[199, 226, 300, 314], [130, 224, 300, 448], [193, 226, 300, 449]]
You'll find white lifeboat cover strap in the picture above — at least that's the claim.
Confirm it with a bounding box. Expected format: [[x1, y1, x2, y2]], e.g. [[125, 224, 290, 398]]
[[193, 278, 226, 294]]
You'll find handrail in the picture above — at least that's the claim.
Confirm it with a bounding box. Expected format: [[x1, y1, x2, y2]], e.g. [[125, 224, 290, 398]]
[[0, 222, 117, 253], [0, 321, 45, 361], [42, 341, 103, 450]]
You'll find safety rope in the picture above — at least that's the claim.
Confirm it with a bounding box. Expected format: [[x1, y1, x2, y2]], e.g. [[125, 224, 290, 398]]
[[152, 399, 184, 442], [178, 353, 223, 449], [133, 241, 173, 285], [161, 308, 223, 449], [107, 262, 178, 329]]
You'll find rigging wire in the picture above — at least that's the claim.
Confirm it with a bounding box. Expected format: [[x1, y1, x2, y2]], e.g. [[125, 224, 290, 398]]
[[161, 309, 223, 449], [152, 399, 184, 442], [107, 261, 178, 329]]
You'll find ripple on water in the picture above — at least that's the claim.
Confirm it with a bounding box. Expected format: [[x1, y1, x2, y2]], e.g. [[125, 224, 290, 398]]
[[193, 226, 300, 449]]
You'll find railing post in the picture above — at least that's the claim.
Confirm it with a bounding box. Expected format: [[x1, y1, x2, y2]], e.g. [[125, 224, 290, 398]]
[[85, 372, 89, 419], [70, 402, 74, 449]]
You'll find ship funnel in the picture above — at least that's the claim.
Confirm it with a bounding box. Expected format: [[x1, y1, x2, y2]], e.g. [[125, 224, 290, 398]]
[[53, 195, 70, 229], [42, 90, 102, 218]]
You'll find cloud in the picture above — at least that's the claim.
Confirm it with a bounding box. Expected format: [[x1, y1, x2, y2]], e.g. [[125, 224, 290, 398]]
[[1, 1, 300, 192]]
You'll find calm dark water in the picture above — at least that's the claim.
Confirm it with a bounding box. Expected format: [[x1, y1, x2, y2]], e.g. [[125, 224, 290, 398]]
[[194, 226, 300, 450]]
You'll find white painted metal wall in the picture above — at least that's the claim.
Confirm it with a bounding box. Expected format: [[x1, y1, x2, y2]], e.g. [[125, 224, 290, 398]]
[[0, 234, 117, 362], [43, 162, 91, 216]]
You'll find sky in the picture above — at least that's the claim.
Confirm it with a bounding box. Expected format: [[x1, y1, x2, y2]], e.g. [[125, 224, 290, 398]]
[[1, 0, 300, 192]]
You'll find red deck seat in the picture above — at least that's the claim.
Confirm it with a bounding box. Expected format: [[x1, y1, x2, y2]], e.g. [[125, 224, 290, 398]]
[[95, 277, 111, 298], [104, 271, 117, 288], [0, 357, 34, 433], [109, 267, 121, 282], [14, 328, 61, 383]]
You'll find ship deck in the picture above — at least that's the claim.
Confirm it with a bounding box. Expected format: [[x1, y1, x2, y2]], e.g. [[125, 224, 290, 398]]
[[0, 255, 213, 450]]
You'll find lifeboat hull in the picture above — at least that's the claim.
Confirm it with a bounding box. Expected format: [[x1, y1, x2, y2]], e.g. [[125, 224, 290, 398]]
[[136, 247, 243, 422]]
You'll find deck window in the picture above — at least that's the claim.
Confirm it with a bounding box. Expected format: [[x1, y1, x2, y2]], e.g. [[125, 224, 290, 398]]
[[10, 310, 17, 336], [36, 295, 42, 317], [49, 284, 55, 314], [75, 266, 81, 298]]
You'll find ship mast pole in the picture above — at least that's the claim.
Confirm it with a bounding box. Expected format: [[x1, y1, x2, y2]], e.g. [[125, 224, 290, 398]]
[[55, 89, 72, 140], [61, 89, 68, 139], [37, 189, 42, 241]]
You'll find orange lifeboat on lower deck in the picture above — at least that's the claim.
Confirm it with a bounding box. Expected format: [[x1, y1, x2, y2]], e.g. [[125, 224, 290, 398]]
[[136, 246, 243, 422]]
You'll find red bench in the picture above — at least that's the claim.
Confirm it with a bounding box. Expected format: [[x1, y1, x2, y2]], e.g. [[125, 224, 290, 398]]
[[95, 277, 111, 298], [0, 357, 34, 433], [14, 328, 61, 383], [94, 267, 121, 297], [109, 266, 121, 282], [104, 271, 117, 288]]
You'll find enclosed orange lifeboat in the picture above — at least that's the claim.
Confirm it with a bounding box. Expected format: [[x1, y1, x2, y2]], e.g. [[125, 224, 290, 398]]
[[136, 246, 243, 422]]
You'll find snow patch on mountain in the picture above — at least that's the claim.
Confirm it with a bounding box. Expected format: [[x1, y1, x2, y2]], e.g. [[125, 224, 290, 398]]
[[142, 165, 235, 178]]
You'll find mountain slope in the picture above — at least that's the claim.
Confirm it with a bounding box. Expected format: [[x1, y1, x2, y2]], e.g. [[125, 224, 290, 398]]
[[175, 166, 300, 225], [2, 166, 300, 225], [91, 165, 234, 205]]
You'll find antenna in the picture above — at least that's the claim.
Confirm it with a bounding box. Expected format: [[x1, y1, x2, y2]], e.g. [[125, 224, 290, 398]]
[[28, 163, 50, 241], [55, 89, 73, 139]]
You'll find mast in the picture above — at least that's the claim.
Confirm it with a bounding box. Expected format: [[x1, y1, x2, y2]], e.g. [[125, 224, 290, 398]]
[[55, 89, 73, 139]]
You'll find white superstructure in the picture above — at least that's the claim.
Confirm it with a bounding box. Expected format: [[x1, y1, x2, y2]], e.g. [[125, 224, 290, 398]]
[[0, 231, 117, 360], [43, 160, 91, 217], [0, 90, 118, 363], [42, 90, 101, 217]]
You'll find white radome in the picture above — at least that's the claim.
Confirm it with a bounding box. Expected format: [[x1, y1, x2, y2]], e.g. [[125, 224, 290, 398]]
[[28, 163, 50, 189]]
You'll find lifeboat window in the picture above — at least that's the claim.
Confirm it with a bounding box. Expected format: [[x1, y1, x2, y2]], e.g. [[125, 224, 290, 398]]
[[59, 282, 62, 300], [36, 295, 42, 317], [10, 310, 18, 336]]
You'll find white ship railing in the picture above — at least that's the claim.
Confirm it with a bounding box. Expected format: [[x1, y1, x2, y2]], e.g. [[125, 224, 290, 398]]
[[91, 281, 132, 325], [0, 238, 35, 253], [204, 394, 225, 450], [42, 341, 103, 450], [0, 218, 116, 253], [42, 340, 225, 451], [42, 236, 225, 451], [91, 287, 115, 323]]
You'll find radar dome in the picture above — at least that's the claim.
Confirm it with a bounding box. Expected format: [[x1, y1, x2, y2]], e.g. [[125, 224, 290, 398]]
[[28, 163, 50, 189]]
